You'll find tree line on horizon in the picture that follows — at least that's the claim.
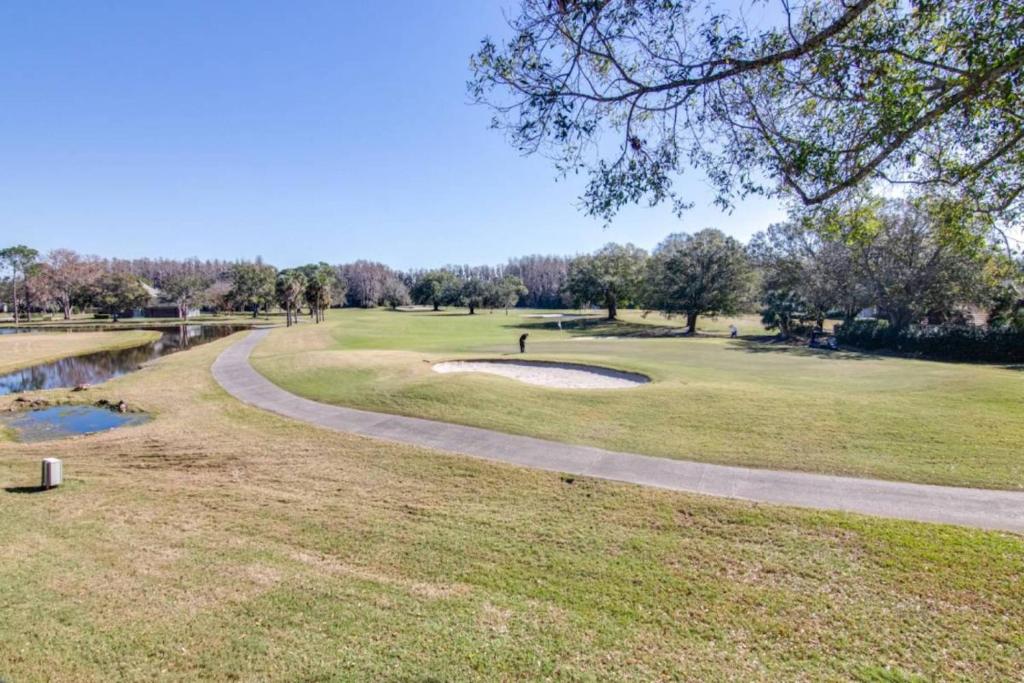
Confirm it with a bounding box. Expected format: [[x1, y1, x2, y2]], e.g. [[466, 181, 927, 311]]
[[2, 197, 1022, 339]]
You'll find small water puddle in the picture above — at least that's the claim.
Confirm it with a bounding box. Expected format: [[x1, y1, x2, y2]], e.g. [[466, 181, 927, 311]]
[[1, 405, 150, 443]]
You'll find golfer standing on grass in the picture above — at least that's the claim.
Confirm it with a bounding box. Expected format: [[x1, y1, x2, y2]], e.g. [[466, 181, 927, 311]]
[[519, 333, 528, 353]]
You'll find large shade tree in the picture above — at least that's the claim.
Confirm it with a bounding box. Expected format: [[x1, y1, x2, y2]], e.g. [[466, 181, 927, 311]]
[[471, 1, 1024, 241], [459, 278, 491, 315], [565, 243, 646, 320], [490, 274, 528, 314], [92, 272, 150, 322], [850, 199, 995, 329], [228, 262, 277, 318], [380, 276, 412, 310], [411, 269, 461, 311], [645, 229, 751, 334], [749, 221, 864, 334], [162, 271, 212, 320], [43, 249, 102, 320]]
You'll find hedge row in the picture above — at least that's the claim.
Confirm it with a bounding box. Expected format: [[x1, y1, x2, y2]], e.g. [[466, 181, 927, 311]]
[[835, 320, 1024, 363]]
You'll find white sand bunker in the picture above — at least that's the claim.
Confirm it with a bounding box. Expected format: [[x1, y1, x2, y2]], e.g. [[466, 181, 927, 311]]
[[432, 360, 649, 389]]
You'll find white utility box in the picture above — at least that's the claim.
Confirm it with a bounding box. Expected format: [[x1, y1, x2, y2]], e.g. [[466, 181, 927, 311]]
[[41, 458, 62, 489]]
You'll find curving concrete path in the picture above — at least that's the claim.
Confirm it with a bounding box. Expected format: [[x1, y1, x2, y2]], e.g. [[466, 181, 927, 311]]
[[212, 330, 1024, 533]]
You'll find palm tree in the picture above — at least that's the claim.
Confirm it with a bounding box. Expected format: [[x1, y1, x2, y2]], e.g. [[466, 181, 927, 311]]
[[276, 269, 308, 327]]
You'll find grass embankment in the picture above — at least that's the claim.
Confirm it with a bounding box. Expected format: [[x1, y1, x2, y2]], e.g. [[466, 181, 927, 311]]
[[0, 312, 267, 329], [0, 330, 162, 375], [0, 332, 1022, 679], [251, 308, 1024, 489]]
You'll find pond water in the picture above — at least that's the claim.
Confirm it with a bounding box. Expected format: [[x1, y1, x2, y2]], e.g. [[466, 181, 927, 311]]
[[0, 405, 150, 442], [0, 325, 246, 395]]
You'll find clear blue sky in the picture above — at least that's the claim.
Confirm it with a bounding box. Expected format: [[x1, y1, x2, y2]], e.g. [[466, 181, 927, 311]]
[[0, 1, 785, 269]]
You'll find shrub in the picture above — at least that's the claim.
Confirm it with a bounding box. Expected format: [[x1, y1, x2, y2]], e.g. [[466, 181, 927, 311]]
[[835, 320, 1024, 363]]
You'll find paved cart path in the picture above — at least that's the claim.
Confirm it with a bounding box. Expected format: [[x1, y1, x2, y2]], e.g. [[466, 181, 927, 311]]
[[212, 330, 1024, 533]]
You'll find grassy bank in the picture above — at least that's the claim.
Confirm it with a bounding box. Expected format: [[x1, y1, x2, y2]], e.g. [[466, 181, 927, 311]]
[[0, 330, 162, 375], [251, 308, 1024, 489], [0, 331, 1021, 680], [0, 312, 268, 329]]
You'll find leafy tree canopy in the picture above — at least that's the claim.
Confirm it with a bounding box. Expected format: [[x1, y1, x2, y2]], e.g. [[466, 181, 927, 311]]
[[645, 229, 750, 332], [93, 272, 150, 320], [411, 270, 461, 311], [471, 0, 1024, 238], [228, 262, 277, 317], [565, 242, 647, 319]]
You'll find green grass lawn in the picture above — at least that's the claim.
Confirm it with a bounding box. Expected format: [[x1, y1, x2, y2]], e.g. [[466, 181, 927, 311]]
[[251, 307, 1024, 489], [1, 331, 1022, 680]]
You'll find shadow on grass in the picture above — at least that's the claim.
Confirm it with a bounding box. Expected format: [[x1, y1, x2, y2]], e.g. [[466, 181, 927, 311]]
[[3, 485, 48, 494], [510, 317, 688, 338], [385, 308, 474, 317], [724, 338, 880, 361], [731, 339, 1024, 368]]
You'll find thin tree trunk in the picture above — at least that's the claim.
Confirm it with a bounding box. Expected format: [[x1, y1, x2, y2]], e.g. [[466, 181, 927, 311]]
[[686, 311, 698, 335], [13, 276, 20, 325], [607, 294, 618, 321]]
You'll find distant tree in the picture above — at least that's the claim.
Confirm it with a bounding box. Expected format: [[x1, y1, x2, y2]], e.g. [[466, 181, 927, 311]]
[[228, 262, 277, 318], [645, 230, 750, 334], [93, 271, 150, 321], [329, 267, 349, 309], [0, 245, 39, 325], [42, 249, 102, 320], [276, 269, 307, 327], [505, 255, 569, 308], [759, 288, 805, 339], [490, 275, 528, 314], [24, 262, 56, 319], [411, 269, 460, 311], [565, 243, 646, 320], [851, 200, 994, 329], [106, 256, 228, 289], [749, 221, 864, 334], [460, 278, 491, 315], [203, 279, 234, 314], [340, 260, 392, 308], [162, 271, 212, 319], [298, 263, 335, 322], [380, 276, 411, 310]]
